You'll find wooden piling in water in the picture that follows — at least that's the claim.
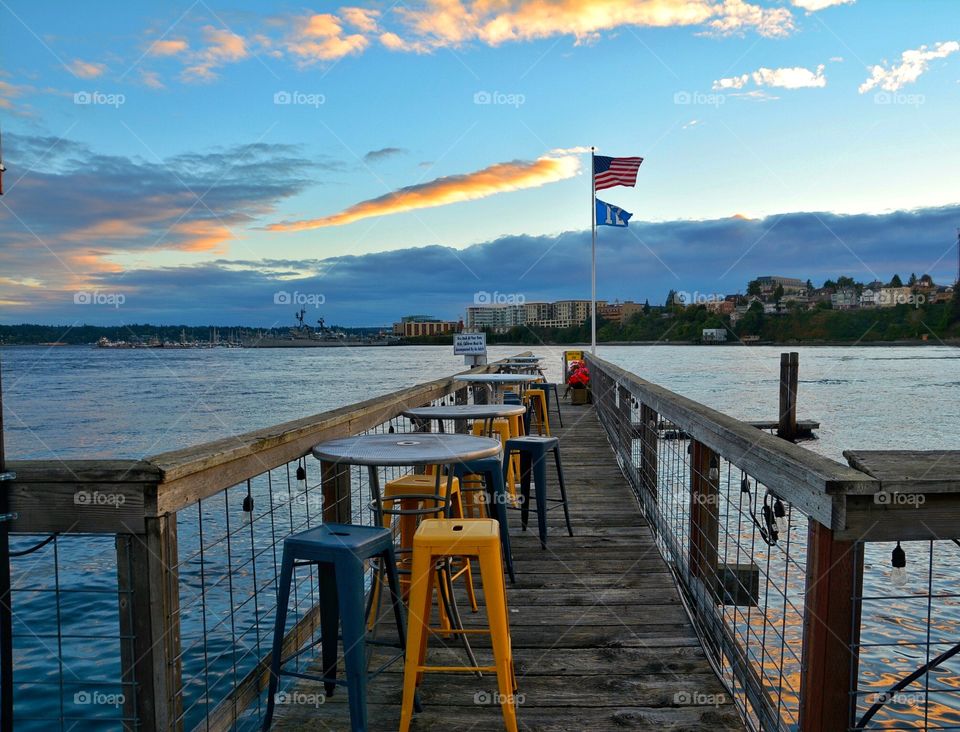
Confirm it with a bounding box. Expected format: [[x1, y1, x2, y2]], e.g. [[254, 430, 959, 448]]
[[777, 352, 799, 441]]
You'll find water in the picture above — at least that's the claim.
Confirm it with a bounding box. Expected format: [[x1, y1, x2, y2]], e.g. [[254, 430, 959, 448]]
[[2, 343, 959, 729]]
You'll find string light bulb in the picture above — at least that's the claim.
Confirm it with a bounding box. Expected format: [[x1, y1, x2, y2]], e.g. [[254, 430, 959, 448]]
[[708, 455, 720, 482], [891, 541, 907, 588], [242, 494, 254, 525], [773, 497, 789, 534]]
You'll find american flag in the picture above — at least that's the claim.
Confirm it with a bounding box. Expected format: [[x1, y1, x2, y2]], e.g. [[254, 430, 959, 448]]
[[593, 155, 643, 191]]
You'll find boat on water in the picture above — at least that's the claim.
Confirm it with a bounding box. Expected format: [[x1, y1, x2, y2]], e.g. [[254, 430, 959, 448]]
[[243, 309, 398, 348]]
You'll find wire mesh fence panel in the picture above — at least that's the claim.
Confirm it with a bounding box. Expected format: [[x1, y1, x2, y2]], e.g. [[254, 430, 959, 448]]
[[10, 533, 134, 732]]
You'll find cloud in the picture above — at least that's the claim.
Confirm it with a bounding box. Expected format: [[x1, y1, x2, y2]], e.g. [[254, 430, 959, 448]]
[[181, 26, 249, 82], [714, 64, 826, 90], [390, 0, 795, 48], [341, 6, 380, 33], [791, 0, 854, 10], [286, 12, 369, 62], [0, 79, 34, 112], [9, 203, 959, 326], [363, 147, 407, 163], [268, 150, 582, 231], [706, 0, 794, 38], [0, 133, 320, 292], [139, 70, 165, 89], [67, 60, 107, 79], [148, 38, 189, 56], [859, 40, 960, 94]]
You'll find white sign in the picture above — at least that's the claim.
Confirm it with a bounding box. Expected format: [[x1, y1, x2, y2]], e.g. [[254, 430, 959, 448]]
[[454, 333, 487, 355]]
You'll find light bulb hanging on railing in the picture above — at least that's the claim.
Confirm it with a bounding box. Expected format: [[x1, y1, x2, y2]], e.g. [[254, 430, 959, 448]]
[[708, 455, 720, 482], [773, 497, 789, 535], [891, 541, 907, 588], [295, 459, 306, 482], [242, 493, 254, 525]]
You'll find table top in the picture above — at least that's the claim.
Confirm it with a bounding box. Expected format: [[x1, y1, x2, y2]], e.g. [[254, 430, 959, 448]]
[[403, 404, 526, 420], [454, 373, 541, 384], [312, 433, 502, 466]]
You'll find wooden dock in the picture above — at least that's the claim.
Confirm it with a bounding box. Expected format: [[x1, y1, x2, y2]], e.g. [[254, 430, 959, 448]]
[[274, 402, 743, 731]]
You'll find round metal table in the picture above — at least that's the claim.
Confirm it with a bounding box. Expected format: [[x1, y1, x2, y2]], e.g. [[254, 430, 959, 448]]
[[454, 373, 541, 403], [312, 432, 502, 670], [402, 404, 526, 436]]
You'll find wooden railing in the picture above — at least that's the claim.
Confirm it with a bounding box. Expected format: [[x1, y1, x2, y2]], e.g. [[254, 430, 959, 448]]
[[5, 355, 523, 731], [586, 353, 960, 731]]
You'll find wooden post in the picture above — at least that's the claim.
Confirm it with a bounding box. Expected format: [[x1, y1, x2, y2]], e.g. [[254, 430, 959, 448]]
[[689, 441, 719, 595], [799, 519, 862, 730], [320, 460, 352, 524], [777, 352, 799, 441], [454, 387, 468, 434], [116, 516, 183, 731], [640, 404, 658, 500]]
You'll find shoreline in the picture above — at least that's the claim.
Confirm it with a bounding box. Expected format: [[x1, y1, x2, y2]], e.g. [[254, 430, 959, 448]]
[[4, 338, 959, 349]]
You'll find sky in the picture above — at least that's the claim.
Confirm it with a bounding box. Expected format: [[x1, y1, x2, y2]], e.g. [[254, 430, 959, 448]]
[[1, 0, 959, 326]]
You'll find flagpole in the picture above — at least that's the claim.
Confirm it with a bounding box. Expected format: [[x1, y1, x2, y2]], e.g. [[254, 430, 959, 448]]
[[590, 146, 597, 355]]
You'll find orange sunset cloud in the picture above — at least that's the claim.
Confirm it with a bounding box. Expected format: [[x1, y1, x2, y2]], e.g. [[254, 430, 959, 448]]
[[268, 151, 582, 231]]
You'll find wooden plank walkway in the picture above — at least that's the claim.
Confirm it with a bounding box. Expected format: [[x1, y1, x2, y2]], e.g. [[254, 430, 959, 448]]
[[274, 402, 744, 731]]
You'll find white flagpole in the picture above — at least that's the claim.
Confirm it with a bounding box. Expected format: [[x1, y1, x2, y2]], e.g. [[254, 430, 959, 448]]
[[590, 147, 597, 355]]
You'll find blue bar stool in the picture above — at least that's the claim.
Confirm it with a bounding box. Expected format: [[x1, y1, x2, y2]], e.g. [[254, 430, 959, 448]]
[[452, 458, 516, 583], [263, 523, 417, 731], [537, 382, 563, 427], [503, 436, 574, 549]]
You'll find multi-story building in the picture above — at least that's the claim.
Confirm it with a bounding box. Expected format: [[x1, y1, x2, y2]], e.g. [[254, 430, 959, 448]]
[[597, 302, 623, 322], [523, 302, 551, 323], [393, 315, 461, 337], [467, 298, 607, 330], [830, 288, 858, 310], [551, 300, 593, 327], [756, 276, 806, 297], [860, 289, 878, 308], [705, 300, 735, 315], [620, 301, 645, 323], [877, 287, 913, 307], [465, 304, 526, 332]]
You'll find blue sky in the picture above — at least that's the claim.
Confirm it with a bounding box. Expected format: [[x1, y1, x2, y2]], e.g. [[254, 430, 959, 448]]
[[1, 0, 959, 326]]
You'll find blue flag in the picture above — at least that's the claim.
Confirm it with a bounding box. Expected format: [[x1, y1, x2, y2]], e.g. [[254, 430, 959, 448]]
[[595, 198, 632, 227]]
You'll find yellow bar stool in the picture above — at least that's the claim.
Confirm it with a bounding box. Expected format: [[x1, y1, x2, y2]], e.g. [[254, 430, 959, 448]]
[[471, 419, 520, 499], [368, 474, 478, 632], [400, 519, 519, 732], [523, 388, 551, 436]]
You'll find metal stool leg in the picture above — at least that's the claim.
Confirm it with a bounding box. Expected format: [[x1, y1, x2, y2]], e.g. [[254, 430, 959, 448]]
[[336, 556, 369, 732], [318, 562, 340, 697], [262, 547, 295, 730], [553, 446, 573, 537], [532, 451, 549, 549]]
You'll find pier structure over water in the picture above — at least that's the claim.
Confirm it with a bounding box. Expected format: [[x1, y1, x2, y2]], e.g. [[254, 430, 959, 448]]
[[4, 352, 960, 730]]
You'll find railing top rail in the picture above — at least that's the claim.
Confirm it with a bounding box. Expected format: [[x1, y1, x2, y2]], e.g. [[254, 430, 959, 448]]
[[587, 353, 875, 527]]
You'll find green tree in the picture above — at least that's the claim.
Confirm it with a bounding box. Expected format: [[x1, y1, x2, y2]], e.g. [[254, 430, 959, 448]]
[[951, 287, 960, 325], [805, 279, 814, 292], [746, 279, 762, 296], [836, 275, 856, 289], [664, 290, 676, 308], [890, 274, 903, 287], [642, 299, 651, 315], [773, 283, 784, 303], [908, 273, 917, 286]]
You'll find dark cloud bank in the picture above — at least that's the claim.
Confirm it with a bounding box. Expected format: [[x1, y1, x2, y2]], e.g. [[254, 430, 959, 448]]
[[58, 204, 960, 325]]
